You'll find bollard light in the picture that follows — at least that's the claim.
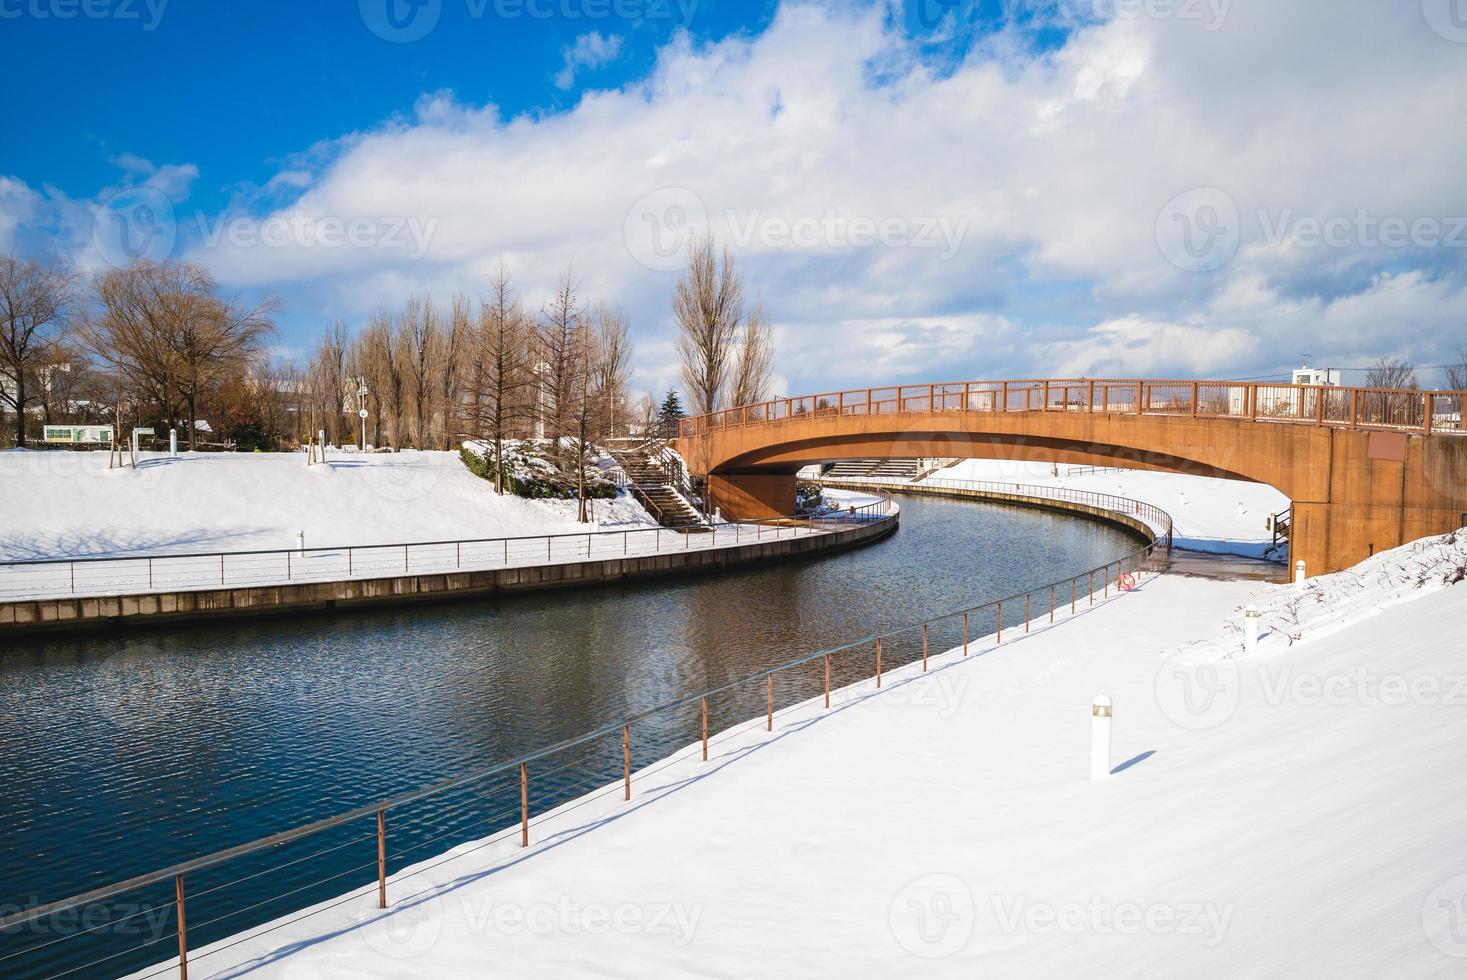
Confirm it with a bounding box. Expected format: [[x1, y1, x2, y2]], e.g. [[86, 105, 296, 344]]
[[1294, 559, 1306, 591], [1090, 695, 1112, 781], [1244, 606, 1260, 651]]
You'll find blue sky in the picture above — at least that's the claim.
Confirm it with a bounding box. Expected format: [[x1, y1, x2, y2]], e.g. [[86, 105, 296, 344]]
[[3, 1, 1467, 397]]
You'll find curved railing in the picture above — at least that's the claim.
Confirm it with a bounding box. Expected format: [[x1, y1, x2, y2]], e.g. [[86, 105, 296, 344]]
[[0, 487, 1162, 980], [679, 378, 1467, 438], [0, 494, 894, 603]]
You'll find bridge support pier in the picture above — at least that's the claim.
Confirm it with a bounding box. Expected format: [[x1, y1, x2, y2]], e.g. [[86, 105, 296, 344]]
[[706, 473, 797, 521]]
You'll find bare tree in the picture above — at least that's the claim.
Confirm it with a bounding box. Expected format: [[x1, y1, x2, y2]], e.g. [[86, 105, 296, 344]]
[[729, 299, 774, 408], [436, 294, 470, 448], [1445, 346, 1467, 391], [591, 303, 632, 440], [1365, 357, 1419, 390], [538, 268, 581, 459], [306, 321, 350, 447], [472, 263, 534, 492], [673, 233, 743, 415], [0, 255, 73, 447], [168, 279, 277, 449]]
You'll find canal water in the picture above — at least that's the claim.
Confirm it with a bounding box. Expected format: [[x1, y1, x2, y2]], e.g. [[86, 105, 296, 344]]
[[0, 494, 1139, 978]]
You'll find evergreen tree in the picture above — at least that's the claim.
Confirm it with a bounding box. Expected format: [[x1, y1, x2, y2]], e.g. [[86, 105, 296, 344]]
[[656, 390, 686, 440]]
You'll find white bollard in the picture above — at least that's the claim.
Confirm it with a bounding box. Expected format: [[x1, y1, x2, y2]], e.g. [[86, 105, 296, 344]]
[[169, 428, 177, 456], [297, 529, 305, 555], [1244, 606, 1260, 651], [1090, 695, 1113, 780], [1294, 559, 1306, 591]]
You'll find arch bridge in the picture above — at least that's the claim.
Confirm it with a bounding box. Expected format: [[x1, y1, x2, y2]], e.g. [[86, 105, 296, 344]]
[[675, 379, 1467, 575]]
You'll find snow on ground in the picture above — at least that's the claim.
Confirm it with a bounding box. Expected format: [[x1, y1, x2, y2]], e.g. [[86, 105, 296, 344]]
[[130, 535, 1467, 978], [924, 459, 1291, 559], [0, 449, 659, 562]]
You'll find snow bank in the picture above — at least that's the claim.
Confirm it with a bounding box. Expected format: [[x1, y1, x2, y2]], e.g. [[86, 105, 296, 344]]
[[1167, 528, 1467, 661], [925, 459, 1290, 559], [0, 449, 658, 561]]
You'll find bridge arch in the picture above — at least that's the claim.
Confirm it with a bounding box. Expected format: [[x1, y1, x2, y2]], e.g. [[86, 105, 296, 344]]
[[676, 379, 1467, 575]]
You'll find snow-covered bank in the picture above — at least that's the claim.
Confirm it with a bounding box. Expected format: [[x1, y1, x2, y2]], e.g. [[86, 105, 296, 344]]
[[922, 459, 1290, 559], [0, 450, 658, 562], [129, 535, 1467, 977]]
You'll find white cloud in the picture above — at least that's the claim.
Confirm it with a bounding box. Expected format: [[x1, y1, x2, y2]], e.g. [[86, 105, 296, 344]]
[[553, 31, 625, 91], [8, 1, 1467, 395]]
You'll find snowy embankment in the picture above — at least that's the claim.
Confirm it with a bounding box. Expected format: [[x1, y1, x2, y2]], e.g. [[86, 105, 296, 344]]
[[0, 449, 658, 562], [134, 531, 1467, 977], [923, 459, 1290, 559]]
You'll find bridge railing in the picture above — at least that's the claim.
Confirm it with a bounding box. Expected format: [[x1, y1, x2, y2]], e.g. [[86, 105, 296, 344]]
[[679, 379, 1467, 438], [0, 488, 1159, 980]]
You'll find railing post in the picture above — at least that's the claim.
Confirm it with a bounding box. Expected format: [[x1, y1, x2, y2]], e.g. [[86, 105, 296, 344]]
[[404, 545, 409, 574], [456, 541, 461, 569], [377, 811, 387, 908], [1424, 392, 1434, 435], [1349, 389, 1358, 429], [219, 554, 224, 585], [149, 557, 154, 589], [824, 654, 831, 708], [520, 763, 529, 847], [70, 561, 75, 593], [1024, 593, 1030, 633], [962, 612, 969, 656], [1089, 571, 1094, 605], [623, 724, 631, 801], [701, 697, 709, 760], [875, 638, 882, 688], [996, 602, 1002, 643], [1088, 380, 1095, 413], [1050, 585, 1054, 624], [922, 624, 928, 671], [1071, 578, 1076, 614], [767, 674, 774, 731], [1000, 381, 1008, 411], [175, 874, 188, 980]]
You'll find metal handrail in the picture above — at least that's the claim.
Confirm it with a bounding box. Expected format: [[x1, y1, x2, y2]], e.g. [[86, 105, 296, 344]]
[[678, 377, 1467, 438], [0, 498, 895, 602], [1, 485, 1163, 980]]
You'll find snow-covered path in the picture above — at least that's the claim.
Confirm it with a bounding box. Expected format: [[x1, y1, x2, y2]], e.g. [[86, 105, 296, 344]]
[[130, 552, 1467, 977]]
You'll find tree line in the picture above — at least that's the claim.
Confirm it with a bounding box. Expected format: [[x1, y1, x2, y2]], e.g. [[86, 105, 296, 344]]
[[0, 236, 778, 479]]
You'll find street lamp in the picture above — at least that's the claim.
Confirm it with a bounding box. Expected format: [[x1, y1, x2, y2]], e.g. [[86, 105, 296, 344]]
[[356, 378, 369, 450]]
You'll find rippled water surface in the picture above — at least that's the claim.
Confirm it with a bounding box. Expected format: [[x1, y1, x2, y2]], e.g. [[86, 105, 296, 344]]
[[0, 494, 1139, 977]]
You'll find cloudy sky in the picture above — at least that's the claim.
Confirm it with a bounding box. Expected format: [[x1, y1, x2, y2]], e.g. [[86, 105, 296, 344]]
[[4, 0, 1467, 398]]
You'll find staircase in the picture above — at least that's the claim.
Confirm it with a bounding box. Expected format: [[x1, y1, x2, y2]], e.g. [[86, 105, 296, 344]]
[[608, 444, 707, 530]]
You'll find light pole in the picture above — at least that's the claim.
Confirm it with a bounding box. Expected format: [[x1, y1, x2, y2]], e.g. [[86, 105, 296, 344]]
[[356, 378, 369, 450]]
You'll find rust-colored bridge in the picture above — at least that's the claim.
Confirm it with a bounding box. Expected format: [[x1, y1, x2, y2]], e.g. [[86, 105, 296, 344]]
[[676, 379, 1467, 575]]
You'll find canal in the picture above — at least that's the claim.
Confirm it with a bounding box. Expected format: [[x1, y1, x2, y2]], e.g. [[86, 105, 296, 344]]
[[0, 493, 1141, 978]]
